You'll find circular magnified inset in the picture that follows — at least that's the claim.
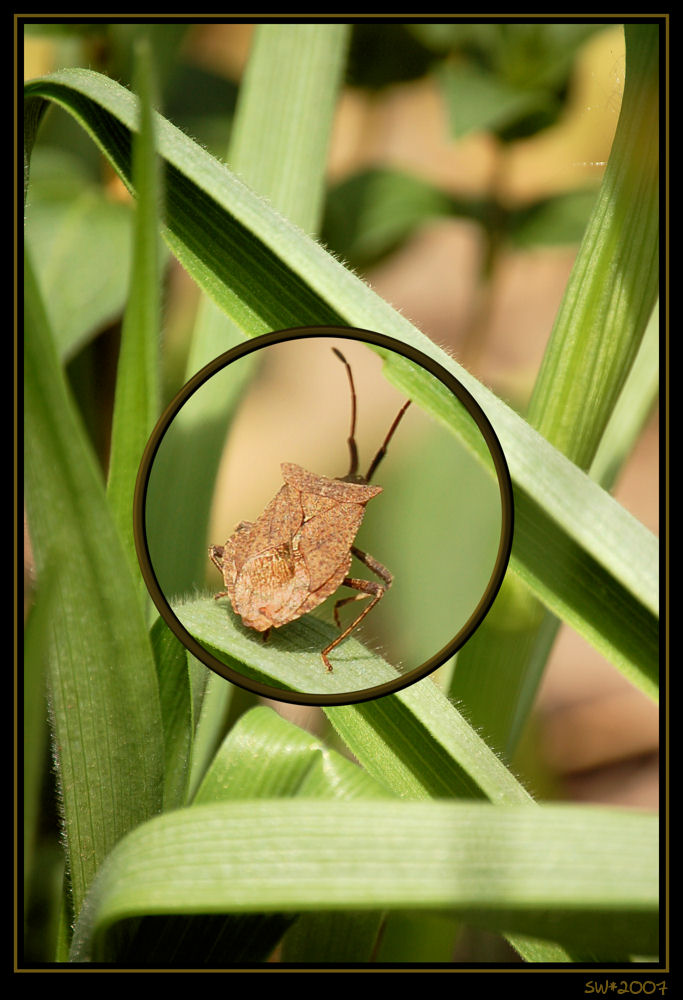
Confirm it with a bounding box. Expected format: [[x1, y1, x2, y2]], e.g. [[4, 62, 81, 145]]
[[134, 327, 513, 706]]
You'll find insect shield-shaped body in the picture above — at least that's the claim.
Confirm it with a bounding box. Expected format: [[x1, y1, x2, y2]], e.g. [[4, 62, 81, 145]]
[[209, 349, 410, 672]]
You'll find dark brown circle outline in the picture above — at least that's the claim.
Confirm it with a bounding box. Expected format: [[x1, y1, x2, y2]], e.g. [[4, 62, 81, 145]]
[[133, 326, 514, 707]]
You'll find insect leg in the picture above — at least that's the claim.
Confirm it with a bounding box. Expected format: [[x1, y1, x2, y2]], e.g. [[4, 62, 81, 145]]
[[321, 547, 393, 672], [333, 590, 370, 628], [350, 546, 393, 588], [213, 591, 230, 600]]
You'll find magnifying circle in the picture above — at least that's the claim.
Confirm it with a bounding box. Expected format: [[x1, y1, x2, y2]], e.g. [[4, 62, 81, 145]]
[[134, 326, 514, 707]]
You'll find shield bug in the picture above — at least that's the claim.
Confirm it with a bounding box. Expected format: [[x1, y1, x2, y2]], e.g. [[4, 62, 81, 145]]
[[209, 348, 411, 672]]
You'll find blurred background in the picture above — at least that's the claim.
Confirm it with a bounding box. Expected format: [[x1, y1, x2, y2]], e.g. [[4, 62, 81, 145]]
[[24, 21, 658, 821]]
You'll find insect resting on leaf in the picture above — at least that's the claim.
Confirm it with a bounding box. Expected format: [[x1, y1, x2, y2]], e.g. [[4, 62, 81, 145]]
[[208, 348, 411, 672]]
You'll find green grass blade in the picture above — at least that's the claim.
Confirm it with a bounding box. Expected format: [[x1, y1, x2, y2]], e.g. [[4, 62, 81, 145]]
[[194, 705, 393, 803], [448, 576, 556, 759], [70, 800, 658, 962], [509, 468, 657, 700], [106, 41, 163, 581], [23, 147, 134, 363], [527, 24, 659, 470], [174, 591, 406, 698], [228, 23, 350, 236], [167, 689, 561, 963], [449, 301, 659, 756], [150, 23, 350, 598], [148, 616, 195, 810], [206, 707, 391, 965], [111, 705, 389, 964], [23, 60, 658, 702], [184, 666, 233, 803], [326, 677, 535, 803], [194, 703, 391, 964], [590, 300, 659, 492], [171, 592, 559, 955], [23, 565, 56, 896], [449, 21, 660, 748], [24, 246, 164, 922], [170, 595, 533, 803]]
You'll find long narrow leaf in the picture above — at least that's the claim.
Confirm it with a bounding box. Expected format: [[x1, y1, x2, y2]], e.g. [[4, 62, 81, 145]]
[[195, 704, 390, 963], [23, 563, 56, 895], [451, 304, 660, 754], [590, 301, 660, 492], [148, 616, 195, 810], [151, 24, 350, 598], [449, 24, 660, 748], [194, 705, 393, 803], [106, 40, 163, 581], [166, 603, 573, 964], [24, 247, 164, 920], [228, 23, 350, 237], [110, 704, 385, 966], [526, 24, 659, 470], [70, 799, 658, 962], [23, 147, 134, 363], [326, 675, 536, 803], [173, 596, 534, 802]]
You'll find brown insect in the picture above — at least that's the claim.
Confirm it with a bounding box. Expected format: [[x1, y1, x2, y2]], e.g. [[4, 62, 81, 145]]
[[208, 348, 411, 672]]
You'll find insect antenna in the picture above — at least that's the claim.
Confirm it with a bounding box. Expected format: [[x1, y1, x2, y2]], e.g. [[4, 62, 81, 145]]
[[332, 348, 359, 477], [365, 399, 411, 482]]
